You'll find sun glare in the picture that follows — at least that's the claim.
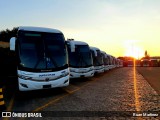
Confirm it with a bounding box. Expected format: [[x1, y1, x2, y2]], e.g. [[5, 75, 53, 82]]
[[124, 40, 144, 59]]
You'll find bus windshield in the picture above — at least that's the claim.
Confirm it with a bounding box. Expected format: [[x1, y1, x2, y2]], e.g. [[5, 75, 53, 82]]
[[17, 30, 67, 71], [68, 45, 92, 67], [102, 54, 108, 65], [92, 50, 103, 66]]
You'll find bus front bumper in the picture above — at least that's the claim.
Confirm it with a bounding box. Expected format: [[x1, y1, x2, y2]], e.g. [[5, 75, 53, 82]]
[[70, 71, 94, 79], [18, 76, 69, 91]]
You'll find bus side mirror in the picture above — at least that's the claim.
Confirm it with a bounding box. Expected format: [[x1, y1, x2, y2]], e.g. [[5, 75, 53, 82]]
[[93, 50, 97, 57], [10, 37, 16, 51], [71, 47, 75, 52], [70, 41, 75, 52]]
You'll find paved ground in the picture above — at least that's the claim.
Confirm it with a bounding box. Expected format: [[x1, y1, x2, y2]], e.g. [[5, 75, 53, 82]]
[[2, 67, 160, 120], [136, 67, 160, 95]]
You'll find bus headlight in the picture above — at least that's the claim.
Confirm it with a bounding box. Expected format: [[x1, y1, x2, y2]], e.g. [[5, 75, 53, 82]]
[[70, 69, 75, 72], [60, 71, 69, 77], [18, 75, 32, 80]]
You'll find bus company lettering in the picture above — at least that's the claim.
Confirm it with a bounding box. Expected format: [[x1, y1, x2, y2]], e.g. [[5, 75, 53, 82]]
[[39, 74, 55, 77]]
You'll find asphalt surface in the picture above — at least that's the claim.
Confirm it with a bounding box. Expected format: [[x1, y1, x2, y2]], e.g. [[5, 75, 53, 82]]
[[2, 67, 160, 120], [136, 67, 160, 95]]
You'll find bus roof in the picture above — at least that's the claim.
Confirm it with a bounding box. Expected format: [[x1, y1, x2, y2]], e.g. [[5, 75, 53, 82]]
[[150, 59, 158, 61], [101, 51, 106, 54], [18, 26, 62, 33], [67, 40, 88, 45], [141, 59, 150, 61], [90, 46, 100, 51], [101, 51, 108, 58]]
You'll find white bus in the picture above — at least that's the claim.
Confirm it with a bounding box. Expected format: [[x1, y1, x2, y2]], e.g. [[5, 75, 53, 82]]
[[116, 58, 123, 68], [108, 55, 115, 69], [101, 51, 109, 71], [90, 47, 104, 74], [106, 54, 112, 70], [67, 40, 94, 78], [141, 59, 150, 67], [115, 58, 120, 68], [127, 60, 134, 67], [135, 60, 141, 67], [149, 59, 159, 67], [119, 59, 123, 67], [112, 56, 117, 68], [10, 26, 69, 91]]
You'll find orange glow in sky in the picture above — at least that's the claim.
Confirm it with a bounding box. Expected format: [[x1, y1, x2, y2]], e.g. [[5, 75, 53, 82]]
[[124, 40, 144, 59]]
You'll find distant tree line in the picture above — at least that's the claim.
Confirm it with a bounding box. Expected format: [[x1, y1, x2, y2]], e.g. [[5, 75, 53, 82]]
[[0, 27, 18, 42]]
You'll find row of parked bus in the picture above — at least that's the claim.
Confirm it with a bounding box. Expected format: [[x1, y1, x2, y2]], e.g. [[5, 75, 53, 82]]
[[126, 59, 160, 67], [9, 26, 123, 91], [66, 40, 123, 79]]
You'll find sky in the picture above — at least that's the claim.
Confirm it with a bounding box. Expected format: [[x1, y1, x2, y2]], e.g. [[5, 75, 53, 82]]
[[1, 0, 160, 58]]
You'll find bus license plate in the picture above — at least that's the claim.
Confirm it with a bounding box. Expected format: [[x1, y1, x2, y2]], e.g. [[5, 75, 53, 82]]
[[43, 85, 51, 89]]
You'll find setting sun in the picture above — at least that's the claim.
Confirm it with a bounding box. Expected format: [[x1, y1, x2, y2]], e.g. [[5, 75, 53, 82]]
[[124, 40, 144, 59]]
